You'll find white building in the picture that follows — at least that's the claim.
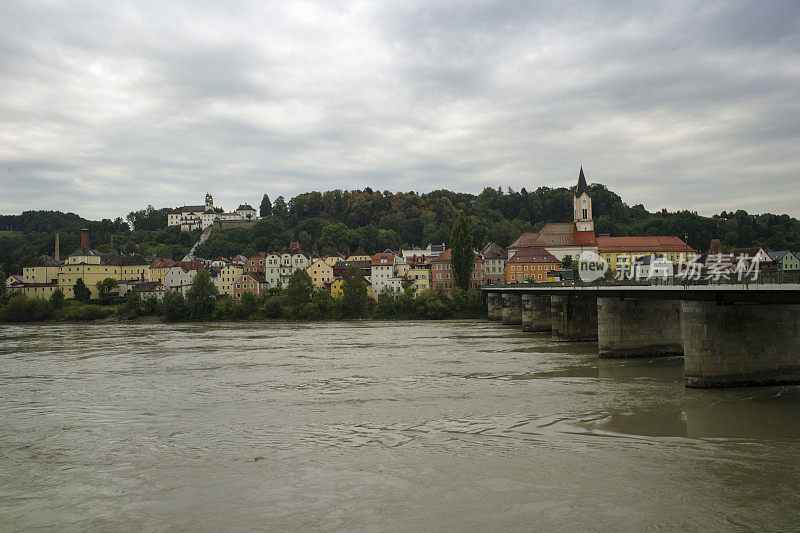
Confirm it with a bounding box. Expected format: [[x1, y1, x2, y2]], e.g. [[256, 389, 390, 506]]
[[370, 251, 398, 295], [167, 194, 260, 231], [164, 261, 205, 294]]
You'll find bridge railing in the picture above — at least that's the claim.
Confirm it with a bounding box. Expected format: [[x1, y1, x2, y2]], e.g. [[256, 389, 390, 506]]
[[482, 270, 800, 289]]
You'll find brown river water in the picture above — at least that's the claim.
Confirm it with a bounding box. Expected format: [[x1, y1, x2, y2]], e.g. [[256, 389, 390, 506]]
[[1, 320, 799, 531]]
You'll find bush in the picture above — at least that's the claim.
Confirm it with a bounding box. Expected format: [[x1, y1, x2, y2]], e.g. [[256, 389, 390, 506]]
[[264, 296, 283, 319], [162, 291, 189, 321], [49, 289, 65, 309], [59, 304, 114, 321], [0, 293, 55, 322]]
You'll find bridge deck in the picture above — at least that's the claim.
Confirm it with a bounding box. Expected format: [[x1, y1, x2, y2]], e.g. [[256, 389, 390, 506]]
[[481, 283, 800, 303]]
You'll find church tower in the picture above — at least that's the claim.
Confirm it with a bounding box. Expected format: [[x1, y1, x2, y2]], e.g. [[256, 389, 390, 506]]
[[573, 167, 594, 232], [205, 192, 214, 211]]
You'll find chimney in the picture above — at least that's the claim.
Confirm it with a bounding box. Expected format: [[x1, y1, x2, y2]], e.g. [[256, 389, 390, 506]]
[[81, 228, 90, 249], [54, 232, 60, 261]]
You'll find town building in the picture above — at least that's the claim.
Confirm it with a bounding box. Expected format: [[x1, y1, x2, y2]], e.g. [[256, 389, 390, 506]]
[[149, 258, 177, 283], [431, 249, 485, 291], [216, 263, 243, 296], [164, 261, 205, 295], [346, 247, 371, 262], [280, 242, 310, 285], [405, 264, 431, 293], [597, 236, 696, 273], [507, 168, 599, 261], [307, 259, 334, 290], [370, 252, 398, 294], [481, 242, 506, 285], [134, 281, 166, 299], [234, 273, 268, 300], [768, 251, 800, 271], [632, 254, 674, 280], [505, 247, 560, 284], [400, 243, 445, 261]]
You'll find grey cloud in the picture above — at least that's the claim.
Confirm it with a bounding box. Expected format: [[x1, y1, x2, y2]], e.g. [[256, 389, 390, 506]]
[[0, 0, 799, 220]]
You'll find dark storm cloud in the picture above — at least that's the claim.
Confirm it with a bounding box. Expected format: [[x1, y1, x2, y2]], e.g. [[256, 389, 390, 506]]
[[0, 0, 798, 219]]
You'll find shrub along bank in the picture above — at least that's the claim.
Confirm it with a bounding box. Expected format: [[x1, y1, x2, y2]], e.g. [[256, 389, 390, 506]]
[[0, 269, 485, 323]]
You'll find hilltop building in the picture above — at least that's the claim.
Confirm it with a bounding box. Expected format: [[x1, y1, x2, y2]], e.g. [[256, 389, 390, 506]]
[[167, 194, 260, 231]]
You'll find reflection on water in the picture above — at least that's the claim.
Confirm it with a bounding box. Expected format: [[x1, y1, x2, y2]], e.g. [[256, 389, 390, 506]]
[[1, 321, 799, 531]]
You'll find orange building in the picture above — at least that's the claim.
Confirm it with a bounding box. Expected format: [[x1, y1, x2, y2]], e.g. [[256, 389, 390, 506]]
[[506, 247, 560, 283], [430, 249, 485, 291], [234, 272, 268, 300], [243, 253, 267, 275]]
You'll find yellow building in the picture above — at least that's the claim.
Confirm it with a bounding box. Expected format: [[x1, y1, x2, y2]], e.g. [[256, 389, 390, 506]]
[[597, 236, 697, 273], [346, 247, 371, 262], [307, 259, 334, 290], [57, 230, 150, 299], [18, 283, 59, 299], [216, 263, 243, 296], [22, 264, 61, 284], [329, 277, 372, 299], [148, 258, 178, 283], [323, 254, 344, 267], [405, 267, 430, 292]]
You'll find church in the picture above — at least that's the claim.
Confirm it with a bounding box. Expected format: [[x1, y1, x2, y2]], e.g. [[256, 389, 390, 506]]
[[167, 193, 259, 231], [506, 168, 599, 261]]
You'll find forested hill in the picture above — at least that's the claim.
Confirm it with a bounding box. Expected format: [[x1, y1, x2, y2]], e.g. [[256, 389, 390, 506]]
[[2, 184, 800, 275]]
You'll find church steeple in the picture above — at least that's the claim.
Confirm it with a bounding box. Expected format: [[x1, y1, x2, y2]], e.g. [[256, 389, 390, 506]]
[[575, 167, 588, 197], [573, 167, 594, 232]]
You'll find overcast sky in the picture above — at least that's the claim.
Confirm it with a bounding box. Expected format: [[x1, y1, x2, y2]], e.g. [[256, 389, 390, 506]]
[[1, 0, 799, 220]]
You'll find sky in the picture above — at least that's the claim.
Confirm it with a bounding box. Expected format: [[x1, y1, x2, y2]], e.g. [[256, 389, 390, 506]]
[[1, 0, 799, 220]]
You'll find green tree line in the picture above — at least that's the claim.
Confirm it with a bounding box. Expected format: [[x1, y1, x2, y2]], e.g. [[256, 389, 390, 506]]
[[4, 184, 800, 274]]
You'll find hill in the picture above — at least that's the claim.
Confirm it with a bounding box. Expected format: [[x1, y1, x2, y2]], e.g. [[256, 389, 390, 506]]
[[2, 184, 800, 275]]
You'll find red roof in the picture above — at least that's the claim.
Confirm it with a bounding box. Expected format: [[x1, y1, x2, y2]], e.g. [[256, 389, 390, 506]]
[[149, 258, 177, 269], [597, 236, 695, 254], [507, 247, 560, 264], [175, 260, 205, 273], [371, 252, 396, 266], [510, 223, 597, 248]]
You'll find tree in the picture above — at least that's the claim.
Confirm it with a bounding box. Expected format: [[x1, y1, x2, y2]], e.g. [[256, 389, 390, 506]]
[[238, 292, 259, 318], [96, 278, 119, 302], [273, 196, 288, 219], [49, 289, 65, 309], [285, 268, 313, 306], [186, 270, 218, 319], [260, 194, 272, 217], [73, 278, 91, 303], [561, 255, 575, 271], [341, 264, 368, 317], [121, 289, 143, 318], [450, 211, 474, 290], [162, 291, 189, 321], [0, 268, 5, 303], [264, 296, 283, 318]]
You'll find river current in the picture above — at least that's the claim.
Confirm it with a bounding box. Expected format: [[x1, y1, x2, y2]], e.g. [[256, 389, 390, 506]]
[[1, 321, 799, 531]]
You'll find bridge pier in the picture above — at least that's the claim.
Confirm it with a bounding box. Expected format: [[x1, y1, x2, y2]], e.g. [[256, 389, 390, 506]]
[[522, 294, 552, 332], [682, 301, 800, 387], [597, 298, 683, 358], [502, 293, 522, 325], [487, 293, 503, 321], [551, 295, 597, 341]]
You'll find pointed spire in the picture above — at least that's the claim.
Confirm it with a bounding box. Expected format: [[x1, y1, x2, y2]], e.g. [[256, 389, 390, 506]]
[[575, 166, 588, 197]]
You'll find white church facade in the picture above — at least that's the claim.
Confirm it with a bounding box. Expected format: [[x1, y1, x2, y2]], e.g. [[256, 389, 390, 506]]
[[167, 194, 259, 231]]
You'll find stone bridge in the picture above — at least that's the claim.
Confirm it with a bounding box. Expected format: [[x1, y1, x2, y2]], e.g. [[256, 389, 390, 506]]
[[482, 284, 800, 388]]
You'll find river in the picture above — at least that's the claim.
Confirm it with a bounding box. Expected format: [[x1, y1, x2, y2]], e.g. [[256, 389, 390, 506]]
[[1, 321, 799, 531]]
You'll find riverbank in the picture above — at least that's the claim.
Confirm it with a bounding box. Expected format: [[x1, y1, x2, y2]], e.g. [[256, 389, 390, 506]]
[[0, 287, 486, 323]]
